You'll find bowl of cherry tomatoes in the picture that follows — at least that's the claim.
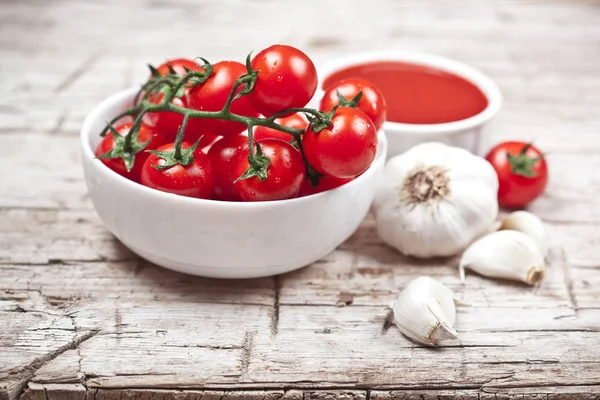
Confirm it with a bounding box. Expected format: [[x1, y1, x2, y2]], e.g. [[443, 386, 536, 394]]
[[80, 45, 388, 279]]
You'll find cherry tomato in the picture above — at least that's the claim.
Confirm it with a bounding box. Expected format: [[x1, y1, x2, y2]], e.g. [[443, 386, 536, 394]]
[[140, 142, 214, 199], [207, 135, 249, 201], [155, 58, 201, 77], [233, 139, 306, 201], [95, 122, 166, 182], [253, 113, 308, 142], [485, 141, 548, 208], [186, 61, 258, 136], [320, 78, 387, 131], [298, 176, 353, 197], [303, 107, 378, 179], [145, 59, 203, 141], [249, 45, 318, 117]]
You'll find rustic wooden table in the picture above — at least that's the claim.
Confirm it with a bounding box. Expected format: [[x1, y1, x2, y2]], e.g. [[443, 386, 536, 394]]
[[1, 0, 599, 399]]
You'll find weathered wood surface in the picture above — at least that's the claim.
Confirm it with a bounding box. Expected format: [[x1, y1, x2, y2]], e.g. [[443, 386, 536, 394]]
[[1, 0, 600, 399]]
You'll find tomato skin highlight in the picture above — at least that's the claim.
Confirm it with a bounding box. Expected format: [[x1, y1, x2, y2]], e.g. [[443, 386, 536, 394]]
[[253, 113, 307, 142], [95, 122, 166, 182], [186, 61, 259, 136], [207, 135, 249, 201], [485, 141, 548, 209], [298, 176, 353, 197], [140, 142, 215, 199], [249, 45, 318, 117], [320, 78, 387, 132], [233, 139, 306, 202], [303, 107, 378, 179]]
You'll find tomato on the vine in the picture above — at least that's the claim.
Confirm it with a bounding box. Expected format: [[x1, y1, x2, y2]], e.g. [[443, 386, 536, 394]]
[[95, 122, 166, 182], [145, 59, 203, 141], [249, 45, 318, 117], [298, 176, 353, 197], [485, 141, 548, 208], [140, 141, 214, 199], [155, 58, 201, 77], [253, 113, 307, 142], [233, 139, 306, 201], [207, 134, 249, 201], [320, 78, 387, 131], [303, 107, 377, 179], [186, 61, 258, 136]]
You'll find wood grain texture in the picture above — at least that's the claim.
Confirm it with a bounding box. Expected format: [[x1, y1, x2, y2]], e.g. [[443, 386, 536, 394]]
[[1, 0, 600, 399]]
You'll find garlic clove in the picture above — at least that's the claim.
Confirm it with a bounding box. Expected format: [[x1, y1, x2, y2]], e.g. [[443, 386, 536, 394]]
[[459, 230, 545, 285], [499, 211, 547, 256], [389, 276, 458, 346]]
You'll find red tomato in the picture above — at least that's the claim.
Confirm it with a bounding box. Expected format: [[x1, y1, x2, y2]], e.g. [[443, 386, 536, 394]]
[[140, 142, 214, 199], [233, 139, 306, 201], [249, 45, 318, 117], [145, 59, 202, 141], [186, 61, 259, 136], [253, 113, 308, 142], [95, 122, 166, 182], [485, 141, 548, 208], [207, 135, 249, 201], [299, 176, 353, 197], [155, 58, 201, 77], [320, 78, 387, 131], [303, 107, 378, 179]]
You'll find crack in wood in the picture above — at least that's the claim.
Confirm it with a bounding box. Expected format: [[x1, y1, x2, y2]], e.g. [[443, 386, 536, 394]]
[[555, 247, 580, 313], [54, 53, 101, 93], [270, 275, 281, 336]]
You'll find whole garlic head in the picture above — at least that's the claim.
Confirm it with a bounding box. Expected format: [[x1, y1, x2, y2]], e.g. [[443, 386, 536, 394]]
[[373, 142, 499, 258]]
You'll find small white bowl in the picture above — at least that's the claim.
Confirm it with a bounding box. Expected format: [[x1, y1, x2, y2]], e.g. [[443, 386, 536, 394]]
[[317, 51, 502, 157], [81, 87, 388, 279]]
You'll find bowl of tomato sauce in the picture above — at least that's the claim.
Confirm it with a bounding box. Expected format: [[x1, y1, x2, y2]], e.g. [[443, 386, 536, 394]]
[[317, 52, 502, 157]]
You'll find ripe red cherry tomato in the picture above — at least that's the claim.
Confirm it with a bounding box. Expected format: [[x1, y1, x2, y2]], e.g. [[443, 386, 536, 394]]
[[233, 139, 306, 201], [187, 61, 258, 136], [145, 59, 203, 141], [253, 113, 308, 142], [298, 176, 353, 197], [249, 45, 318, 117], [320, 78, 387, 131], [207, 135, 249, 201], [485, 141, 548, 208], [155, 58, 201, 77], [140, 142, 214, 199], [95, 122, 166, 182], [303, 107, 378, 179]]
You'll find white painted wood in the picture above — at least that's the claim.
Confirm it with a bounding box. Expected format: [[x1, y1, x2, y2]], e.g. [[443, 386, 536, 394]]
[[1, 0, 599, 399]]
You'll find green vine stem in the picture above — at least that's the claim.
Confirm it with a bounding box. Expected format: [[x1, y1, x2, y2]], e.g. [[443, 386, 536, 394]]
[[97, 56, 333, 184]]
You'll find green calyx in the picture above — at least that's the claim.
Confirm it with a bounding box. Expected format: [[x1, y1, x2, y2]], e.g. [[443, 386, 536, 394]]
[[307, 107, 336, 133], [336, 90, 363, 108], [96, 125, 150, 171], [148, 137, 201, 171], [507, 143, 541, 177]]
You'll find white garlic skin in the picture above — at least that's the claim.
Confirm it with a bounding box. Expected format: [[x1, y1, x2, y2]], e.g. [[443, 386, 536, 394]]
[[373, 142, 499, 258], [390, 276, 458, 346], [459, 230, 545, 285], [500, 211, 547, 256]]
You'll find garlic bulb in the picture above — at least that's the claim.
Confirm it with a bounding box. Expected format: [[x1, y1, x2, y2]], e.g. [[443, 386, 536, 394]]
[[373, 142, 499, 258], [500, 211, 547, 255], [459, 230, 545, 285], [389, 276, 458, 346]]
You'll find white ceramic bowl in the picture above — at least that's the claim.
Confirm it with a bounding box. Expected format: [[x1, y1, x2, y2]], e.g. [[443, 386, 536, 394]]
[[81, 87, 388, 279], [317, 51, 502, 158]]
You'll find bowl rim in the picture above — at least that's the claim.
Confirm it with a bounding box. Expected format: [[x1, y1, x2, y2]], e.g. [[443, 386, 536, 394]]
[[81, 87, 388, 209], [317, 50, 503, 135]]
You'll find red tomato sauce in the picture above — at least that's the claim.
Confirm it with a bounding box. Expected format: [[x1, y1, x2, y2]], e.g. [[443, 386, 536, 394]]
[[322, 61, 488, 124]]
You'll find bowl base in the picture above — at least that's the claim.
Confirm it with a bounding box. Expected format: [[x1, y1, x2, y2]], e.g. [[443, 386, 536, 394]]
[[121, 240, 315, 279]]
